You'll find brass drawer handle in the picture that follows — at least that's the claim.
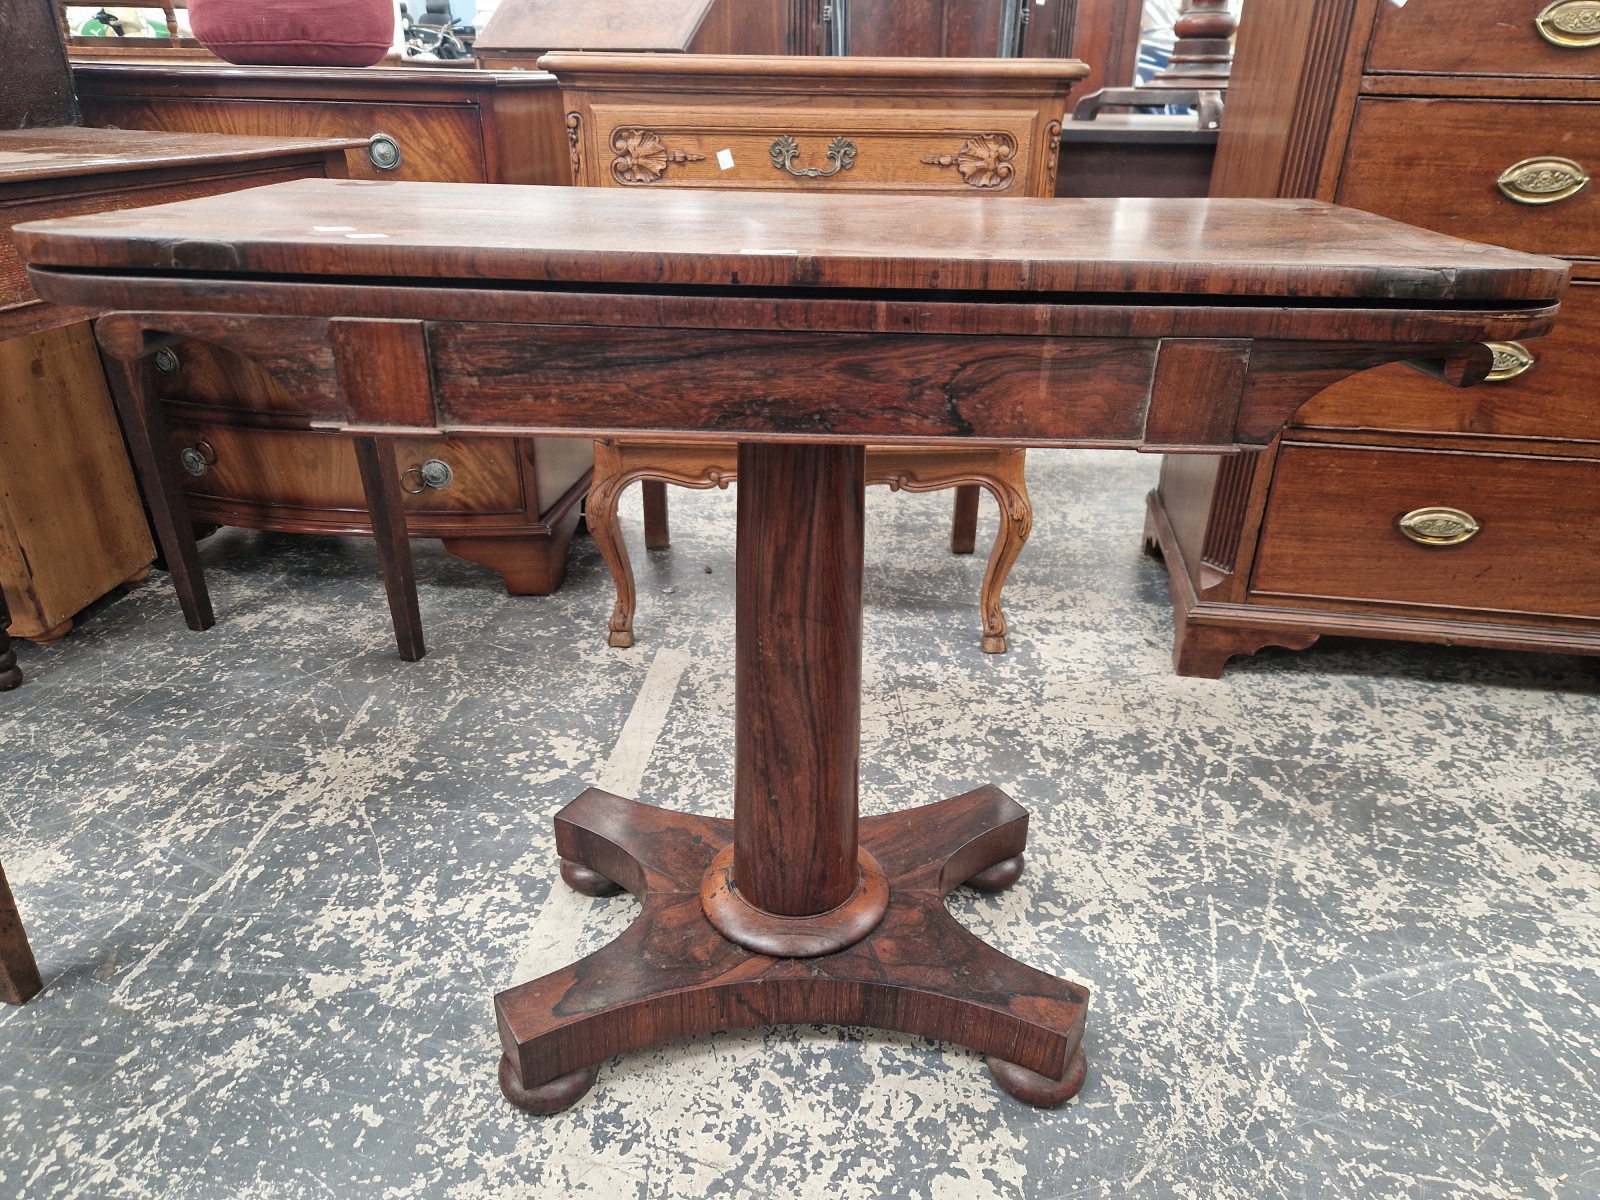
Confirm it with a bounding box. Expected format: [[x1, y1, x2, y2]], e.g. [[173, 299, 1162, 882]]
[[1398, 507, 1480, 547], [401, 459, 453, 494], [368, 133, 402, 172], [180, 440, 216, 478], [770, 135, 856, 179], [1536, 0, 1600, 47], [1497, 156, 1590, 205], [1484, 341, 1536, 381]]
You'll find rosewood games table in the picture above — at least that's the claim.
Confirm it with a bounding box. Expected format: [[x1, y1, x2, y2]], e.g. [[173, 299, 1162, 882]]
[[15, 182, 1567, 1113]]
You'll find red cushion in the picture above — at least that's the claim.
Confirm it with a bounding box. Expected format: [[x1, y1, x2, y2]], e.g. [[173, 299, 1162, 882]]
[[189, 0, 394, 66]]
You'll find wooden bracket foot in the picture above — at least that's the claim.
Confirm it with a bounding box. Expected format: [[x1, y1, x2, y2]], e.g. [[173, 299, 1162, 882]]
[[494, 786, 1089, 1112]]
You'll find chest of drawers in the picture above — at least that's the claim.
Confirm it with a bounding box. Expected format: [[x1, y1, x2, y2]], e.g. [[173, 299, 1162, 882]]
[[1148, 0, 1600, 676]]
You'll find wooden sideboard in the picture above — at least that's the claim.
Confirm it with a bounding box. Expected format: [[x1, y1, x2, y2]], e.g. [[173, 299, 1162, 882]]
[[1146, 0, 1600, 676], [70, 63, 591, 597], [550, 53, 1079, 196], [0, 125, 360, 649]]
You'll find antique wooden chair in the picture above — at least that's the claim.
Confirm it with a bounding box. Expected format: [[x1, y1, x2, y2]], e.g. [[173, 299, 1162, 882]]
[[588, 440, 1030, 653]]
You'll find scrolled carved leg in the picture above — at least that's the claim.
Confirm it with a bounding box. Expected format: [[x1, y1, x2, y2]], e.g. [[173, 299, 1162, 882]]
[[975, 457, 1032, 655], [584, 455, 640, 649], [642, 481, 670, 550], [950, 484, 980, 554]]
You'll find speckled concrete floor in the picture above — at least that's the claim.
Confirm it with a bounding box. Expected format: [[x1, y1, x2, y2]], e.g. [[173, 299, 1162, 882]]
[[2, 450, 1598, 1200]]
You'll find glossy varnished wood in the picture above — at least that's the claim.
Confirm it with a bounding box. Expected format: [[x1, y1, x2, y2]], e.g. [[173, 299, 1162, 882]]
[[15, 183, 1567, 1109], [16, 180, 1566, 302], [495, 786, 1087, 1099]]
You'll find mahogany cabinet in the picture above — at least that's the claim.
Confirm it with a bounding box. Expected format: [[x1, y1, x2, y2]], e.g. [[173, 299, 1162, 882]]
[[1147, 0, 1600, 676], [0, 125, 360, 647], [70, 64, 591, 596]]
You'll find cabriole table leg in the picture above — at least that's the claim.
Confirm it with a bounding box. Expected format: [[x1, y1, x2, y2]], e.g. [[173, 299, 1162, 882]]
[[494, 443, 1090, 1113]]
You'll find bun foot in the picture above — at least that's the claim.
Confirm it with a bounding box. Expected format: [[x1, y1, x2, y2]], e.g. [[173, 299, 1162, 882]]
[[987, 1045, 1087, 1107], [560, 858, 624, 897], [966, 854, 1024, 893], [498, 1054, 598, 1115]]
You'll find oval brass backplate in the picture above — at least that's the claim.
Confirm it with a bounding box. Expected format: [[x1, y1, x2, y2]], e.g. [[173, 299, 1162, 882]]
[[1497, 156, 1591, 205], [1398, 507, 1481, 547], [1536, 0, 1600, 47], [1484, 341, 1537, 382]]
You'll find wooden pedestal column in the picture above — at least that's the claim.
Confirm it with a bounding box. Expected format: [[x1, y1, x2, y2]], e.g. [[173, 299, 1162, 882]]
[[495, 444, 1089, 1115]]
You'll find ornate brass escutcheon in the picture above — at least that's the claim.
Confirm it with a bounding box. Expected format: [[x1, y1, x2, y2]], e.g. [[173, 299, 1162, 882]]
[[1484, 341, 1537, 382], [1497, 156, 1591, 204], [1536, 0, 1600, 47], [1397, 507, 1481, 547], [769, 135, 857, 178]]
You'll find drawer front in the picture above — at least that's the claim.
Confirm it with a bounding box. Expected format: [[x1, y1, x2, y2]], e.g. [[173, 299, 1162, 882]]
[[2, 160, 326, 311], [1367, 0, 1600, 76], [1293, 281, 1600, 441], [1251, 444, 1600, 617], [579, 105, 1042, 195], [78, 96, 489, 182], [166, 422, 526, 517], [1338, 98, 1599, 259]]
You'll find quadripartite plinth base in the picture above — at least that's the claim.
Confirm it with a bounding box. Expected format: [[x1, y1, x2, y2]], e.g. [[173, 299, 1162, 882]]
[[493, 785, 1090, 1113]]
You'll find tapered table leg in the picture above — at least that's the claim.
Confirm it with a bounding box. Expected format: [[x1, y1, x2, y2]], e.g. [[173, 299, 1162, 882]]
[[352, 436, 425, 662], [0, 859, 43, 1005], [495, 442, 1090, 1113]]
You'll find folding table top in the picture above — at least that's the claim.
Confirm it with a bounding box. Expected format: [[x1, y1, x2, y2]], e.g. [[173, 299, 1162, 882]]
[[13, 178, 1569, 305]]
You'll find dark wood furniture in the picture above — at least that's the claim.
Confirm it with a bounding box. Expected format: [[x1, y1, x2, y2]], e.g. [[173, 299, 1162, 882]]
[[71, 63, 591, 601], [18, 181, 1564, 1112], [0, 125, 363, 650], [548, 51, 1083, 652], [474, 0, 1081, 68], [0, 853, 43, 1005], [1147, 0, 1600, 676]]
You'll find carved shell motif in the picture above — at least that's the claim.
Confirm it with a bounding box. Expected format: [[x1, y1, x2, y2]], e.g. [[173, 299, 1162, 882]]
[[921, 133, 1017, 189], [609, 128, 706, 185]]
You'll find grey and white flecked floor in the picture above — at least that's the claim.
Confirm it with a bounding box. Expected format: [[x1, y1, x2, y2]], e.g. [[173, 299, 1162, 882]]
[[2, 449, 1599, 1200]]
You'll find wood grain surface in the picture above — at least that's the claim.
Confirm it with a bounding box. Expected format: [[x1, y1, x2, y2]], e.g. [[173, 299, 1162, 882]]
[[14, 180, 1568, 301]]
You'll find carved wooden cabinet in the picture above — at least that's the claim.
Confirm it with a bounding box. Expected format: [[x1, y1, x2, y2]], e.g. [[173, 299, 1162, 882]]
[[548, 53, 1080, 197], [1146, 0, 1600, 676], [69, 64, 592, 596]]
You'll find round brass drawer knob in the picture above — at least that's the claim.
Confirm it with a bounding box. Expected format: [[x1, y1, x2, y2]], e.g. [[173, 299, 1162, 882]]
[[154, 348, 181, 375], [367, 133, 402, 172], [1497, 156, 1590, 205], [1536, 0, 1600, 47], [1484, 340, 1536, 382], [1398, 507, 1480, 547], [180, 439, 217, 478]]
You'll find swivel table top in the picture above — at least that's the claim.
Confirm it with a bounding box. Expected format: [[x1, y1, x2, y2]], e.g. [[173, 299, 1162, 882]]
[[14, 182, 1570, 1116]]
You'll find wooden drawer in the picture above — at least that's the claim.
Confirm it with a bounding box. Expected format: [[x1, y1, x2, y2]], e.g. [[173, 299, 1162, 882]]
[[578, 105, 1041, 194], [166, 422, 528, 519], [79, 97, 489, 182], [1251, 443, 1600, 618], [1367, 0, 1600, 77], [1338, 98, 1599, 259], [1293, 281, 1600, 441]]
